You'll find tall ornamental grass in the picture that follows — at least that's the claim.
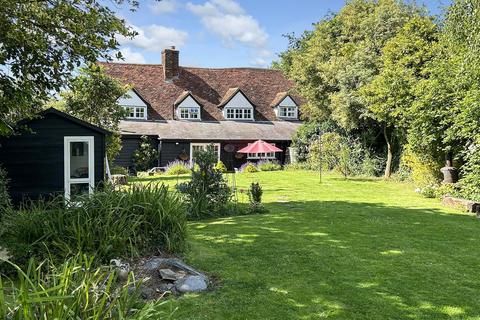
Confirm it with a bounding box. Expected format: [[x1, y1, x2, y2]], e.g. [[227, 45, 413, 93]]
[[0, 184, 187, 270], [0, 255, 173, 319]]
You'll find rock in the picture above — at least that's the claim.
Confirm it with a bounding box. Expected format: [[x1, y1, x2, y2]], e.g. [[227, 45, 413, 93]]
[[110, 259, 130, 281], [175, 275, 208, 293], [442, 196, 480, 214], [139, 285, 155, 300], [159, 268, 179, 281], [158, 282, 175, 292], [143, 257, 165, 271]]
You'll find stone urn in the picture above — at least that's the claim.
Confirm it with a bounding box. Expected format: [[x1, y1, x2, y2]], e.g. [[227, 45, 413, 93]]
[[440, 166, 458, 184]]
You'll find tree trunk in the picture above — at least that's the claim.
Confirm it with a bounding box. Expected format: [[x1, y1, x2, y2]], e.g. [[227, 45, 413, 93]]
[[383, 125, 393, 179]]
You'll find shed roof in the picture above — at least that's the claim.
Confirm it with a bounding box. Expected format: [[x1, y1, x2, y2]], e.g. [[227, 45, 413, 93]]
[[119, 120, 301, 141], [20, 108, 111, 135]]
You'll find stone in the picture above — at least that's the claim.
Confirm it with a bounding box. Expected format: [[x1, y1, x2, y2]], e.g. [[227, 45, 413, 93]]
[[175, 275, 208, 293], [143, 257, 166, 271], [442, 196, 480, 214], [110, 259, 130, 281], [159, 268, 179, 281]]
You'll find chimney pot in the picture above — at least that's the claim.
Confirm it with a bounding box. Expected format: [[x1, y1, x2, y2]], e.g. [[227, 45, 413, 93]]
[[162, 47, 179, 82]]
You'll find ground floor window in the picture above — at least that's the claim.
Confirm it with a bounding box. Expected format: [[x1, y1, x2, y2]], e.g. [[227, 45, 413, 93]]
[[190, 143, 220, 165]]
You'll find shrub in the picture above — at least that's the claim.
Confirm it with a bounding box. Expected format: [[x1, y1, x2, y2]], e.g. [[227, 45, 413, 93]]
[[284, 162, 313, 171], [214, 160, 228, 173], [257, 160, 282, 171], [0, 166, 11, 217], [111, 165, 129, 175], [247, 182, 266, 214], [401, 146, 441, 187], [179, 145, 231, 219], [420, 184, 438, 198], [0, 255, 171, 319], [165, 160, 190, 175], [240, 162, 258, 173], [133, 136, 158, 172], [1, 184, 187, 270]]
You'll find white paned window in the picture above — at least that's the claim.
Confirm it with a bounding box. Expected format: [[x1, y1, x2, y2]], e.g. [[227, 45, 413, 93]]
[[123, 106, 147, 120], [179, 107, 200, 119], [247, 143, 277, 159], [278, 106, 297, 118], [225, 108, 253, 120]]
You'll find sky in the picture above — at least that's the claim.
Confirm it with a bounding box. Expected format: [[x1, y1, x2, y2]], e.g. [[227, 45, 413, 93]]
[[113, 0, 451, 68]]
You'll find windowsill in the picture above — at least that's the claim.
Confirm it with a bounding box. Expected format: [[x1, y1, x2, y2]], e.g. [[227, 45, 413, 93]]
[[225, 118, 255, 121], [178, 118, 202, 121], [278, 117, 298, 120]]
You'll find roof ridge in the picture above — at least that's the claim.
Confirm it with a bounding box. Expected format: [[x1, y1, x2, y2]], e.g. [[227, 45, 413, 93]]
[[97, 61, 280, 72]]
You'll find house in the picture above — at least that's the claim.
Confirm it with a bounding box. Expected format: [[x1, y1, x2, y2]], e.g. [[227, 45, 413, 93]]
[[100, 47, 302, 171], [0, 108, 109, 203]]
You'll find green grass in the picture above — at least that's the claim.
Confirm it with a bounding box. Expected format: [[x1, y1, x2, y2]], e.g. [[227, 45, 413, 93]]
[[132, 171, 480, 319]]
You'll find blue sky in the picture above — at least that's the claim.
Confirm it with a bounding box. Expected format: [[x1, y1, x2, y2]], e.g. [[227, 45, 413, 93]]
[[114, 0, 450, 68]]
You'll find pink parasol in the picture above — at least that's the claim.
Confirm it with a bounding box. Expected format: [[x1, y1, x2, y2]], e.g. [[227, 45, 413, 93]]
[[237, 140, 283, 154]]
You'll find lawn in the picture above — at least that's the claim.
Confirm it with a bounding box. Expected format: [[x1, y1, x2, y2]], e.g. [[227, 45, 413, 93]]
[[134, 171, 480, 320]]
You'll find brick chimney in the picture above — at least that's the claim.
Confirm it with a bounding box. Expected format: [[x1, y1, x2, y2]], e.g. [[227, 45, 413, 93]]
[[162, 46, 179, 82]]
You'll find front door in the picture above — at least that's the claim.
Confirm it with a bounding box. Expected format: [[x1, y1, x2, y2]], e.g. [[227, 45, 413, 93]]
[[64, 136, 95, 201]]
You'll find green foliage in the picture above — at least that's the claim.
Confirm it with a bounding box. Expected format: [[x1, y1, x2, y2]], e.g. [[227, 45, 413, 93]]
[[291, 122, 323, 162], [308, 132, 384, 178], [165, 160, 190, 175], [61, 65, 129, 162], [257, 160, 282, 171], [214, 161, 228, 173], [133, 136, 159, 172], [247, 182, 266, 214], [401, 146, 441, 187], [0, 0, 136, 135], [457, 145, 480, 201], [242, 163, 258, 173], [0, 166, 11, 216], [179, 145, 232, 219], [110, 165, 129, 175], [0, 184, 187, 270]]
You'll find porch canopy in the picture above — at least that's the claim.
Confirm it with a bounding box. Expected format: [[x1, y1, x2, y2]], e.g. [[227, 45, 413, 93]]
[[237, 140, 283, 154]]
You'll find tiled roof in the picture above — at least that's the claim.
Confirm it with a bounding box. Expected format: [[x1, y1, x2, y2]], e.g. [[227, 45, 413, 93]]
[[119, 120, 302, 141], [99, 62, 300, 121]]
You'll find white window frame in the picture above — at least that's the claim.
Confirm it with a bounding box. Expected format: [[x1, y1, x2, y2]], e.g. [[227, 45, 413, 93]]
[[123, 106, 147, 120], [224, 107, 254, 120], [247, 143, 277, 159], [178, 107, 200, 120], [64, 136, 95, 201], [190, 143, 221, 166], [278, 106, 298, 119]]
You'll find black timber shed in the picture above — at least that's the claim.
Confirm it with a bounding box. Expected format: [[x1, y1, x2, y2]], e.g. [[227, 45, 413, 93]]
[[0, 108, 109, 203]]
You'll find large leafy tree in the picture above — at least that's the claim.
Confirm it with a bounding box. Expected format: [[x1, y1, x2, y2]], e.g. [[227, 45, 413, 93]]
[[277, 0, 426, 177], [59, 65, 129, 162], [409, 0, 480, 197], [361, 17, 438, 177], [0, 0, 137, 135]]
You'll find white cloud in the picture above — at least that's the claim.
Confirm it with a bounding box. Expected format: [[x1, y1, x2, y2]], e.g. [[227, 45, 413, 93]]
[[149, 0, 178, 14], [116, 47, 146, 64], [119, 24, 188, 52], [186, 0, 268, 48], [250, 57, 268, 67]]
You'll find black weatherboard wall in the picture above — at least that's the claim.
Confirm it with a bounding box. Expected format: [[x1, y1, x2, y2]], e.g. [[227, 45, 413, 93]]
[[0, 109, 108, 203]]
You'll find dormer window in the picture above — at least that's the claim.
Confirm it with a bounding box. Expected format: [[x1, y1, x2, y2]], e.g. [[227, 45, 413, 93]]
[[220, 88, 255, 121], [118, 89, 148, 120], [179, 107, 200, 119], [271, 92, 299, 120], [175, 91, 202, 121]]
